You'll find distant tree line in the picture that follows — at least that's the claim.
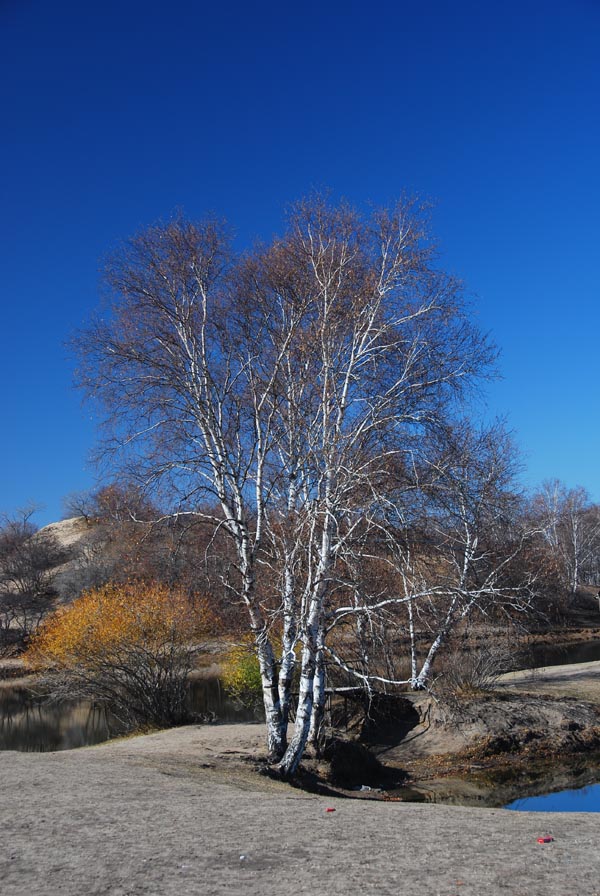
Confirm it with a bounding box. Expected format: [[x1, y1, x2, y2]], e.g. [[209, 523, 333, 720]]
[[3, 476, 598, 656]]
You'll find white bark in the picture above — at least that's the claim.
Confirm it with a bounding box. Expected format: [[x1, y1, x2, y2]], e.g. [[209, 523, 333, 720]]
[[308, 626, 326, 751]]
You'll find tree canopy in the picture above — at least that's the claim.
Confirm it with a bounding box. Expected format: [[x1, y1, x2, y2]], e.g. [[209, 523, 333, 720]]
[[74, 196, 535, 776]]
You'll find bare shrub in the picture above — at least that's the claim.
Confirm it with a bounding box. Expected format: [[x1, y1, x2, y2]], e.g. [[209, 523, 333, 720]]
[[0, 509, 67, 653], [439, 640, 513, 696]]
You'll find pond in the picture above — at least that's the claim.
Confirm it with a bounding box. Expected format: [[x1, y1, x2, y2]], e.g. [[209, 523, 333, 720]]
[[506, 783, 600, 812], [376, 759, 600, 809], [0, 677, 261, 753], [515, 639, 600, 671]]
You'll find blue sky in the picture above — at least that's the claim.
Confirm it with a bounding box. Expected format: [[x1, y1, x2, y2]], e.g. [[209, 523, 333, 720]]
[[1, 0, 599, 527]]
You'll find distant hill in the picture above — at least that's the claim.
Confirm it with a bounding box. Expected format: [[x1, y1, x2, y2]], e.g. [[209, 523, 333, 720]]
[[36, 517, 89, 551]]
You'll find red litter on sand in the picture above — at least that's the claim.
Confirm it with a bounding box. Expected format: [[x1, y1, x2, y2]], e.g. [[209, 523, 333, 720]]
[[537, 836, 554, 843], [325, 807, 336, 813]]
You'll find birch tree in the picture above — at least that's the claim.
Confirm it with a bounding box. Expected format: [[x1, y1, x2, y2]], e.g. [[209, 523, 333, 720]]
[[76, 218, 293, 759], [321, 422, 537, 697], [403, 424, 534, 687], [75, 197, 497, 776], [532, 481, 600, 594]]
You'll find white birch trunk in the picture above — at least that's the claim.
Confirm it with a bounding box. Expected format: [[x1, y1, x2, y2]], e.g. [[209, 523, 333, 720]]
[[277, 503, 332, 777], [412, 595, 459, 689], [408, 600, 418, 686], [308, 628, 326, 753], [277, 632, 317, 777], [278, 560, 297, 729], [257, 647, 287, 759]]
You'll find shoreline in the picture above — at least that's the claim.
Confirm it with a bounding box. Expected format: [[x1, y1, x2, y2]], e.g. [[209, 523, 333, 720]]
[[4, 657, 600, 794]]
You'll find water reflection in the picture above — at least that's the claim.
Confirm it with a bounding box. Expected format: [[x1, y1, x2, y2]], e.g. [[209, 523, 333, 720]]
[[0, 678, 262, 753], [515, 639, 600, 671], [187, 676, 262, 723], [386, 764, 600, 809], [506, 783, 600, 812], [0, 687, 123, 752]]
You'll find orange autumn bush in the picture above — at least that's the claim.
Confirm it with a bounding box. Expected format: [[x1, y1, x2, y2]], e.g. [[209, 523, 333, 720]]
[[26, 581, 215, 727]]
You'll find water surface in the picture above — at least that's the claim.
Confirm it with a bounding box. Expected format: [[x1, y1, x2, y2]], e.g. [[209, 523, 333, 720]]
[[0, 677, 261, 752], [506, 783, 600, 812], [515, 639, 600, 670]]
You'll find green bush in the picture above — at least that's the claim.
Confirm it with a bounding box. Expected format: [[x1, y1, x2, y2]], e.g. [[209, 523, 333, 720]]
[[221, 639, 263, 708]]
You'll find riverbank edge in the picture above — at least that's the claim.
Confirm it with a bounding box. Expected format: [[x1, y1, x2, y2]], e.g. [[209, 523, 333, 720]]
[[5, 659, 600, 807]]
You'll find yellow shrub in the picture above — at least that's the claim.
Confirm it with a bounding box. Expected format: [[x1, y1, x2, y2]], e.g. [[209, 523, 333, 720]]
[[25, 582, 215, 727], [27, 582, 210, 670]]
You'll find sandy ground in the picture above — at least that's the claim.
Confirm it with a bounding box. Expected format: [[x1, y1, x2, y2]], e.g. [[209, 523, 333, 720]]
[[2, 722, 600, 896], [3, 657, 600, 895], [499, 659, 600, 702]]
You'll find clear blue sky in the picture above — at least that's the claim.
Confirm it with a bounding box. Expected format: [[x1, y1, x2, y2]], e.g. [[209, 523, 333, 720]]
[[1, 0, 599, 527]]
